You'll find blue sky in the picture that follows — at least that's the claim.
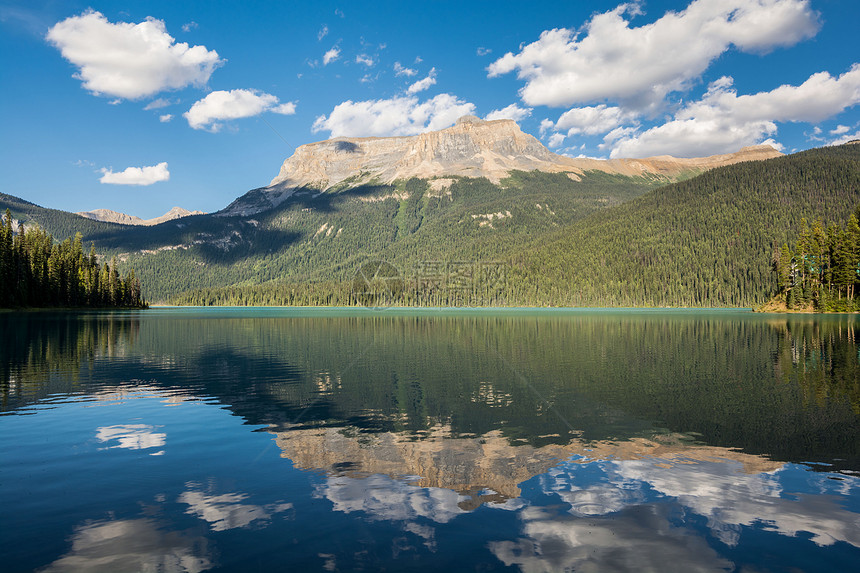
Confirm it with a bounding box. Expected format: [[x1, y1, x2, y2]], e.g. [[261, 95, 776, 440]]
[[1, 0, 858, 218]]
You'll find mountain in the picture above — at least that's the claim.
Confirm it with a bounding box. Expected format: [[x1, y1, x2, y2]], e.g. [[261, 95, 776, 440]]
[[1, 118, 800, 304], [220, 115, 781, 216], [77, 206, 205, 226]]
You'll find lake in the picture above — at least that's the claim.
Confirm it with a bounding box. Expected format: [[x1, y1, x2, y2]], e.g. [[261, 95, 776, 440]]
[[2, 308, 859, 572]]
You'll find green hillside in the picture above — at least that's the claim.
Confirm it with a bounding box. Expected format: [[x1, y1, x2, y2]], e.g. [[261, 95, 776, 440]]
[[2, 170, 663, 302], [508, 143, 860, 307]]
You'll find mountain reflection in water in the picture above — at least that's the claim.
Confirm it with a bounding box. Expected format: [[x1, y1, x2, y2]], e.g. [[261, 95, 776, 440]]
[[1, 309, 859, 572]]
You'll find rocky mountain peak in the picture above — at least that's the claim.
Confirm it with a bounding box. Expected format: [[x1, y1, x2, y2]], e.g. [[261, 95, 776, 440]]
[[220, 118, 783, 216]]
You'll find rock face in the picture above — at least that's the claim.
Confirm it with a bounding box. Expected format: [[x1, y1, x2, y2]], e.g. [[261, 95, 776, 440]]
[[77, 206, 205, 226], [221, 116, 782, 216]]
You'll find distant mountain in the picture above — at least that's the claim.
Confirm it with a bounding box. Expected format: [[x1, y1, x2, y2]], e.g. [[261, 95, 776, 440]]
[[220, 115, 781, 216], [77, 206, 205, 226]]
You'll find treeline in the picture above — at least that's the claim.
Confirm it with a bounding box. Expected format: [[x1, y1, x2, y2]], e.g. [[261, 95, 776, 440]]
[[771, 207, 860, 311], [0, 210, 146, 309]]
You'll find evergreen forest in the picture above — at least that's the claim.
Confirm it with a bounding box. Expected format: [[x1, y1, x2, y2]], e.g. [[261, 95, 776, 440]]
[[0, 210, 146, 309]]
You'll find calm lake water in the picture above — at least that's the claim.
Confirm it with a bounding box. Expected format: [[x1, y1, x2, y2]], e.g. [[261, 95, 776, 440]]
[[2, 308, 859, 572]]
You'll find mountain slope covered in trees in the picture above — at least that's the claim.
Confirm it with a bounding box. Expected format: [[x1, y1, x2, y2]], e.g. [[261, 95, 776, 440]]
[[507, 143, 860, 307], [2, 171, 668, 301], [170, 143, 860, 307]]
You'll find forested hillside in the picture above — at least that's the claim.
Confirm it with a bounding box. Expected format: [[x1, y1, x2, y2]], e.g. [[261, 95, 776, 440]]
[[508, 143, 860, 307], [3, 170, 665, 301], [171, 143, 860, 307]]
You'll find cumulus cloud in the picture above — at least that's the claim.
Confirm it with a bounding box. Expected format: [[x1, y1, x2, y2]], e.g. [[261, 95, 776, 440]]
[[407, 68, 437, 94], [485, 104, 532, 122], [394, 61, 416, 77], [477, 47, 492, 56], [554, 104, 637, 136], [487, 0, 819, 110], [323, 46, 340, 65], [181, 21, 198, 32], [830, 124, 850, 135], [47, 10, 222, 100], [159, 114, 173, 123], [609, 65, 860, 157], [99, 162, 170, 186], [355, 53, 375, 67], [312, 93, 476, 137], [184, 89, 296, 132], [547, 133, 566, 148]]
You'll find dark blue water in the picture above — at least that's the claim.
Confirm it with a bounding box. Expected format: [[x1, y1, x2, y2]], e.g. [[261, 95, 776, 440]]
[[1, 308, 859, 572]]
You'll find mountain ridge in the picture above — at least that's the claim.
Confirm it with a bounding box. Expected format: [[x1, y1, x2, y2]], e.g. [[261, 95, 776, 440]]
[[77, 206, 205, 226], [220, 115, 782, 216]]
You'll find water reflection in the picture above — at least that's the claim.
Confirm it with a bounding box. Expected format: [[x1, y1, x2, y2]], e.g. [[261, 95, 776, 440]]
[[491, 505, 734, 573], [178, 486, 293, 532], [96, 424, 166, 454], [39, 518, 212, 573], [2, 309, 860, 572]]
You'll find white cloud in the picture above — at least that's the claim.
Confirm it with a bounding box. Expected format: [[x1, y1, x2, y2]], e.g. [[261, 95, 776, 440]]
[[487, 0, 819, 110], [831, 124, 850, 135], [554, 104, 637, 136], [312, 93, 476, 137], [184, 89, 296, 132], [47, 10, 223, 100], [159, 114, 173, 123], [99, 162, 170, 186], [547, 133, 566, 148], [477, 47, 492, 56], [609, 65, 860, 157], [394, 61, 416, 77], [829, 131, 860, 146], [143, 97, 176, 110], [485, 104, 532, 122], [408, 68, 437, 94], [181, 21, 198, 32], [318, 24, 328, 41], [355, 53, 375, 67], [323, 47, 340, 65]]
